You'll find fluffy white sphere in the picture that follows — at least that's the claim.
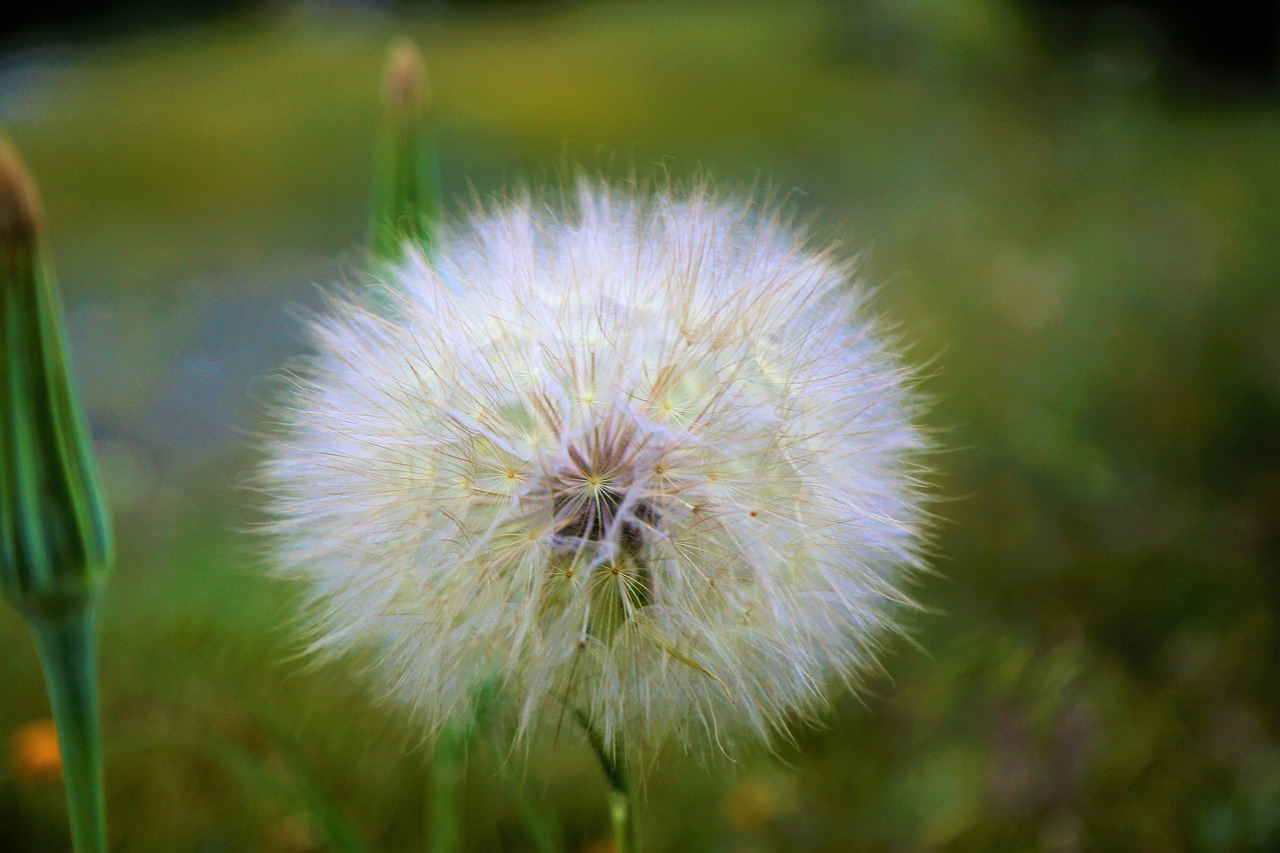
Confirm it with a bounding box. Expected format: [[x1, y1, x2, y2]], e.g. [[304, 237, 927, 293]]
[[263, 183, 929, 759]]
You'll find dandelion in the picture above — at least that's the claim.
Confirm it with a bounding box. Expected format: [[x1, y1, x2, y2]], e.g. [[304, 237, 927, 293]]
[[262, 182, 929, 766]]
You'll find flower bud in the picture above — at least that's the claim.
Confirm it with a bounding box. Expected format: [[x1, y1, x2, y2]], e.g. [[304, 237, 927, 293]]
[[371, 39, 442, 262], [0, 135, 113, 618]]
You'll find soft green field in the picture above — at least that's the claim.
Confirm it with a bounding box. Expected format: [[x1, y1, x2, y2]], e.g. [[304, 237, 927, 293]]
[[2, 1, 1279, 850]]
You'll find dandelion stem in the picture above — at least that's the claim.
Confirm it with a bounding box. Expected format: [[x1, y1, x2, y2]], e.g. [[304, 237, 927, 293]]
[[429, 724, 465, 853], [606, 786, 636, 853], [27, 604, 106, 853], [510, 780, 564, 853], [575, 710, 639, 853]]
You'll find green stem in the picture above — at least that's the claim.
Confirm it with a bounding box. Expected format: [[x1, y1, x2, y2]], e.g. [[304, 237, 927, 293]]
[[511, 780, 564, 853], [28, 604, 106, 853], [606, 785, 636, 853], [430, 724, 465, 853], [575, 711, 639, 853]]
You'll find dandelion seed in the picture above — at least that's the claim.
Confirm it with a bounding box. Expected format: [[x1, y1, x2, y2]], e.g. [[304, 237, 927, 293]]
[[262, 182, 930, 762]]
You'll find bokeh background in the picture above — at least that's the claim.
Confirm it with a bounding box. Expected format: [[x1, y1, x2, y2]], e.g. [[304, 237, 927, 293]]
[[2, 1, 1278, 850]]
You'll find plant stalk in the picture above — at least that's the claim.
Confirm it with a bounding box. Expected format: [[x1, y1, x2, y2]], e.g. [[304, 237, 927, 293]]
[[430, 724, 465, 853], [575, 711, 638, 853], [28, 604, 106, 853]]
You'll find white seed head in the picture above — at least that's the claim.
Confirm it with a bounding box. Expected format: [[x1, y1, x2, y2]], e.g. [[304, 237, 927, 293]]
[[263, 182, 930, 761]]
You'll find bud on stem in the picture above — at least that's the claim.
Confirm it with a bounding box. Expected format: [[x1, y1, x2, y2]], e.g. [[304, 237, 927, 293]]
[[1, 135, 112, 616], [1, 134, 112, 853], [372, 39, 442, 262]]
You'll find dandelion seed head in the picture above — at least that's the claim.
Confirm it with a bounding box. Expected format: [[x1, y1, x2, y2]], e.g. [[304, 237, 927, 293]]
[[263, 182, 930, 760]]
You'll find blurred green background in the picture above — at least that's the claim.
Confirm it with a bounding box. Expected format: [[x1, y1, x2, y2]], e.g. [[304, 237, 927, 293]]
[[2, 0, 1278, 850]]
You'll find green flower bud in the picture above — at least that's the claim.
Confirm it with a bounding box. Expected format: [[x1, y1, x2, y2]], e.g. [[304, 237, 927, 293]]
[[0, 135, 113, 618], [371, 38, 442, 262]]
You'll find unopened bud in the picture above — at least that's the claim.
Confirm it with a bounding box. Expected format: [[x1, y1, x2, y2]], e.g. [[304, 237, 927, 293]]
[[371, 38, 442, 261], [0, 135, 113, 618]]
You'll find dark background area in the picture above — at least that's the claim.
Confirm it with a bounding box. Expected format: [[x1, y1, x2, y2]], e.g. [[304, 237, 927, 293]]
[[4, 0, 1279, 96]]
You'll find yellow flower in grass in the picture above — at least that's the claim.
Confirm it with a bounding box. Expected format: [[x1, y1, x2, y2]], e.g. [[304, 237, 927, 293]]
[[263, 183, 930, 761], [11, 719, 61, 785]]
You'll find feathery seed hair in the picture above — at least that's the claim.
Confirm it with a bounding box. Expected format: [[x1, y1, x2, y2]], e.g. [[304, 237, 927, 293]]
[[263, 182, 929, 761]]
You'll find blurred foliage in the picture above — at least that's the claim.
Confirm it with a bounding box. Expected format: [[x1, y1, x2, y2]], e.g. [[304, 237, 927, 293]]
[[0, 0, 1278, 850]]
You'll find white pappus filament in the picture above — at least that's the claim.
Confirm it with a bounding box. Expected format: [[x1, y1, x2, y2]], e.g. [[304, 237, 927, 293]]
[[262, 181, 931, 760]]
